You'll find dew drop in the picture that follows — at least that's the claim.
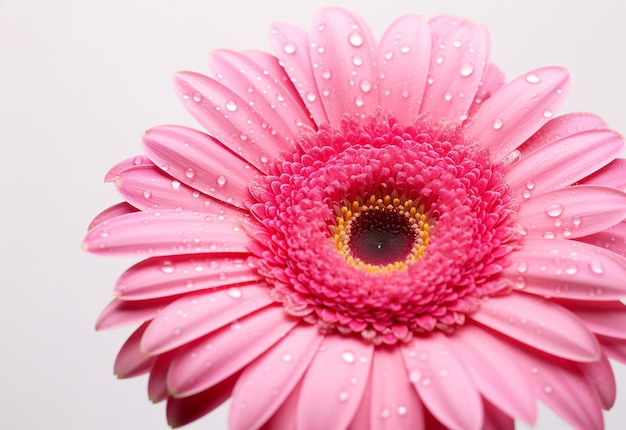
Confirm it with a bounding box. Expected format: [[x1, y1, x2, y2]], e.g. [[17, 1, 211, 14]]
[[400, 45, 411, 54], [338, 390, 350, 402], [514, 276, 526, 289], [421, 377, 431, 387], [321, 68, 332, 80], [160, 260, 175, 274], [443, 91, 453, 101], [380, 408, 391, 419], [435, 56, 444, 65], [99, 231, 109, 238], [227, 287, 243, 298], [589, 258, 604, 274], [384, 50, 394, 60], [565, 265, 578, 275], [544, 385, 553, 394], [185, 168, 196, 179], [572, 215, 582, 227], [342, 351, 356, 363], [409, 369, 422, 383], [260, 154, 269, 164], [282, 353, 293, 362], [348, 32, 364, 47], [133, 156, 144, 165], [543, 231, 556, 239], [352, 55, 363, 66], [517, 261, 528, 273], [543, 109, 554, 118], [354, 95, 365, 107], [171, 180, 181, 190], [359, 79, 372, 93], [397, 406, 408, 416], [562, 228, 573, 238], [401, 89, 410, 99], [306, 91, 317, 102], [452, 40, 462, 48], [192, 93, 203, 103], [526, 73, 541, 83], [460, 63, 474, 77], [546, 203, 564, 217], [143, 190, 152, 199], [216, 175, 227, 187], [283, 42, 297, 54], [492, 118, 504, 130], [225, 100, 238, 112], [526, 181, 536, 190]]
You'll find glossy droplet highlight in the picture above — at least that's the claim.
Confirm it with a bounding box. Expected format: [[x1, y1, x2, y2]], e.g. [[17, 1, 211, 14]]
[[338, 390, 350, 402], [227, 287, 243, 298], [185, 168, 196, 179], [348, 32, 364, 47], [460, 63, 474, 77], [589, 258, 604, 274], [341, 350, 356, 363], [526, 73, 541, 84], [225, 100, 238, 112], [216, 175, 227, 187], [492, 118, 504, 130], [283, 42, 297, 54], [546, 203, 564, 217], [160, 260, 174, 273]]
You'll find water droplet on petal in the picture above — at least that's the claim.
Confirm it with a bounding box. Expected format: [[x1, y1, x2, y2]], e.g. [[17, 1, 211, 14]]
[[543, 109, 553, 118], [352, 55, 363, 66], [321, 69, 332, 80], [282, 353, 293, 362], [133, 156, 144, 165], [348, 32, 364, 47], [443, 91, 453, 101], [283, 42, 297, 54], [160, 260, 174, 273], [526, 73, 541, 83], [225, 100, 238, 112], [354, 95, 365, 107], [572, 216, 582, 227], [380, 408, 391, 419], [216, 175, 227, 187], [227, 287, 243, 298], [185, 168, 195, 179], [359, 79, 372, 93], [338, 390, 350, 402], [341, 351, 356, 363], [589, 258, 604, 274], [517, 261, 528, 273], [409, 369, 422, 382], [171, 180, 181, 190], [192, 93, 203, 103], [400, 45, 411, 54], [384, 50, 394, 60], [543, 231, 556, 239], [546, 203, 564, 217], [143, 190, 152, 199], [397, 406, 408, 416], [492, 118, 504, 130], [460, 63, 474, 77], [544, 385, 553, 394], [306, 91, 317, 102]]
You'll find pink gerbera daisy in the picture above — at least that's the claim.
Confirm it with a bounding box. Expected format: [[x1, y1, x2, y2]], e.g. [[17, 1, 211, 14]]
[[84, 7, 626, 430]]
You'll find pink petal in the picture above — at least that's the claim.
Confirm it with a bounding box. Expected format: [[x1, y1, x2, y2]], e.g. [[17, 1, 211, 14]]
[[83, 210, 249, 257], [113, 321, 155, 378], [142, 125, 258, 209], [421, 16, 489, 122], [147, 353, 173, 403], [506, 129, 624, 200], [579, 220, 626, 258], [582, 158, 626, 190], [464, 66, 571, 162], [401, 332, 483, 430], [112, 162, 247, 215], [96, 297, 173, 330], [518, 112, 608, 155], [578, 351, 616, 409], [375, 14, 431, 125], [104, 155, 153, 182], [260, 378, 302, 430], [471, 293, 599, 362], [296, 334, 374, 430], [498, 336, 604, 430], [482, 399, 514, 430], [269, 22, 328, 125], [229, 324, 324, 430], [115, 254, 260, 300], [87, 202, 138, 231], [504, 237, 626, 301], [347, 374, 372, 430], [562, 300, 626, 339], [598, 335, 626, 364], [309, 7, 377, 124], [167, 305, 298, 397], [173, 71, 288, 170], [166, 371, 239, 428], [141, 283, 274, 355], [450, 324, 536, 424], [369, 347, 424, 429], [465, 63, 505, 120], [517, 185, 626, 239], [207, 49, 314, 139]]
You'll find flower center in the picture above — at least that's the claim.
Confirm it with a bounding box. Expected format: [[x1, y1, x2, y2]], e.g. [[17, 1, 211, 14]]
[[333, 194, 430, 273]]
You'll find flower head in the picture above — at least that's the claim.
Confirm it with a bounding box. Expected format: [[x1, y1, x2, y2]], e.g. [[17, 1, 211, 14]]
[[84, 7, 626, 429]]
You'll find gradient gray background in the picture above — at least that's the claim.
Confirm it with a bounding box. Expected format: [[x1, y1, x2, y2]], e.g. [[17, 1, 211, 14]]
[[2, 0, 626, 428]]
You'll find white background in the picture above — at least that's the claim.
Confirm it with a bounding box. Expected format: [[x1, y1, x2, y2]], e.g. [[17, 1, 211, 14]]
[[2, 0, 626, 428]]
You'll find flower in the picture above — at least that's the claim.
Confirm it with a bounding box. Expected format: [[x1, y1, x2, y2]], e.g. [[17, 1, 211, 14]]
[[83, 7, 626, 430]]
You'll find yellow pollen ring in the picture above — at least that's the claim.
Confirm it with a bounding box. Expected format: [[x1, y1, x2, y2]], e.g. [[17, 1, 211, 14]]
[[332, 193, 430, 274]]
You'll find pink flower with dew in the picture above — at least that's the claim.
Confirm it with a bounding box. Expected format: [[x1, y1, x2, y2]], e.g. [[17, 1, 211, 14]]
[[84, 7, 626, 430]]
